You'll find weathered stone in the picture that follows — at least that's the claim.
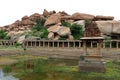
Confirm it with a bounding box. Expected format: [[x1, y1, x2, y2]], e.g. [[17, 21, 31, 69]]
[[17, 35, 25, 44], [48, 32, 54, 40], [61, 15, 71, 21], [21, 19, 36, 26], [57, 27, 71, 36], [71, 12, 94, 20], [59, 11, 69, 16], [45, 13, 61, 26], [47, 25, 61, 33], [54, 34, 60, 40], [22, 15, 29, 20], [29, 13, 42, 22], [43, 9, 49, 17], [74, 20, 85, 31], [14, 20, 22, 26], [96, 20, 120, 35], [95, 15, 114, 20], [78, 61, 106, 73], [68, 35, 74, 40]]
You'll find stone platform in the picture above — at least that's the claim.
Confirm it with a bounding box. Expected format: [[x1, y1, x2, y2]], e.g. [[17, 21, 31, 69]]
[[78, 60, 106, 73]]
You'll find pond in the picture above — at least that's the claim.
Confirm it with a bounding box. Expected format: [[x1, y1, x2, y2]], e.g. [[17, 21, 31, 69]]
[[0, 69, 19, 80]]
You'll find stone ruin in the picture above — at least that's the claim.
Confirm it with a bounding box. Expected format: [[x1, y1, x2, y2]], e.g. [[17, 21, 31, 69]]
[[79, 21, 106, 72]]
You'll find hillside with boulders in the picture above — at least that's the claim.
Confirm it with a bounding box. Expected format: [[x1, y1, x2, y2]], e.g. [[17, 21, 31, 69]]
[[0, 9, 120, 43]]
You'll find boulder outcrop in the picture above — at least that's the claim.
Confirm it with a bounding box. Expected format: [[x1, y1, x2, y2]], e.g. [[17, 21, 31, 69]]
[[44, 13, 61, 26], [95, 15, 114, 20], [71, 12, 94, 20]]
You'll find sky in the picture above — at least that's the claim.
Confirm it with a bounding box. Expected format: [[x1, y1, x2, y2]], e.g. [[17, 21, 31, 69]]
[[0, 0, 120, 26]]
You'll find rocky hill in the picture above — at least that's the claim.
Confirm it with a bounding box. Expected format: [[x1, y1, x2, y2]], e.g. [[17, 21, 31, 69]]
[[0, 9, 120, 41]]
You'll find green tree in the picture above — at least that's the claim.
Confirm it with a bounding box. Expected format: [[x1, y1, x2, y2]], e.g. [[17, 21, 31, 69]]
[[61, 21, 71, 27], [0, 30, 10, 39], [32, 18, 46, 31], [31, 18, 48, 39], [70, 23, 83, 40]]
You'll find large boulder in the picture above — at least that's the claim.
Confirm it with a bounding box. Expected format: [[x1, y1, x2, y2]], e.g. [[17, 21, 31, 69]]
[[47, 25, 62, 33], [95, 15, 114, 20], [96, 20, 120, 35], [22, 15, 29, 20], [43, 9, 49, 17], [14, 20, 22, 26], [44, 13, 61, 26], [29, 13, 43, 22], [21, 19, 36, 26], [48, 32, 54, 40], [17, 35, 25, 44], [57, 26, 71, 36], [71, 12, 94, 20], [68, 34, 74, 40], [54, 34, 60, 40]]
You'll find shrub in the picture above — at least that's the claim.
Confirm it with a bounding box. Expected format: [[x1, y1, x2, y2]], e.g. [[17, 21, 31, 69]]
[[33, 59, 49, 73], [32, 18, 46, 31], [61, 21, 71, 27], [0, 30, 10, 40], [40, 28, 49, 39], [70, 23, 83, 40], [3, 65, 11, 73]]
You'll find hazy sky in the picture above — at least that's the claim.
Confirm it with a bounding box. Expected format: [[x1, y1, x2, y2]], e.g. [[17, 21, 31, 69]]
[[0, 0, 120, 26]]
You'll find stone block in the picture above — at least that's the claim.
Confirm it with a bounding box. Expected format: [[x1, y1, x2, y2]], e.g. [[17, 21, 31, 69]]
[[78, 61, 106, 73]]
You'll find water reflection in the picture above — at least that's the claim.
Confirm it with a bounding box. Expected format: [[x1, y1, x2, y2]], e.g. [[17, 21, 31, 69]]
[[0, 69, 19, 80]]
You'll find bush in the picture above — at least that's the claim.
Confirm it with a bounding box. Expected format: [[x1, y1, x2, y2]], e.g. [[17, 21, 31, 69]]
[[40, 28, 49, 39], [32, 18, 46, 32], [61, 21, 71, 27], [0, 30, 10, 40], [70, 23, 83, 40], [33, 59, 49, 73], [3, 65, 11, 73]]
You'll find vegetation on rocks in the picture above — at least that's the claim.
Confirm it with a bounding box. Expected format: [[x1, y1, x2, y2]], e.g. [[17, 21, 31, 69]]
[[0, 30, 10, 40], [61, 21, 83, 39]]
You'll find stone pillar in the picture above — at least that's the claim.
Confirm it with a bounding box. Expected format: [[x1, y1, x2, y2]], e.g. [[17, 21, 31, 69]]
[[83, 40, 87, 56], [43, 41, 45, 47], [98, 40, 102, 56], [91, 41, 93, 48], [57, 42, 59, 47], [68, 42, 70, 48], [110, 41, 112, 48], [62, 42, 64, 48], [53, 41, 54, 47], [116, 41, 118, 48], [73, 41, 75, 48]]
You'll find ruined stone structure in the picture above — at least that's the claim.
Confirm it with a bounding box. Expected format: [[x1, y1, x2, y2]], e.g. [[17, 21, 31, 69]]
[[79, 21, 106, 72]]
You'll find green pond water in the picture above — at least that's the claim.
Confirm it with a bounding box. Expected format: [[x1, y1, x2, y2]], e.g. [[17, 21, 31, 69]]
[[2, 58, 120, 80]]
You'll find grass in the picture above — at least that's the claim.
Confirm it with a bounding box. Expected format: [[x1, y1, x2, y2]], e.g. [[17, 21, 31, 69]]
[[0, 55, 120, 80]]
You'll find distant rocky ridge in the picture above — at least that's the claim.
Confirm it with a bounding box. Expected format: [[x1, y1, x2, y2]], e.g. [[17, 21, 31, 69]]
[[0, 9, 120, 41]]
